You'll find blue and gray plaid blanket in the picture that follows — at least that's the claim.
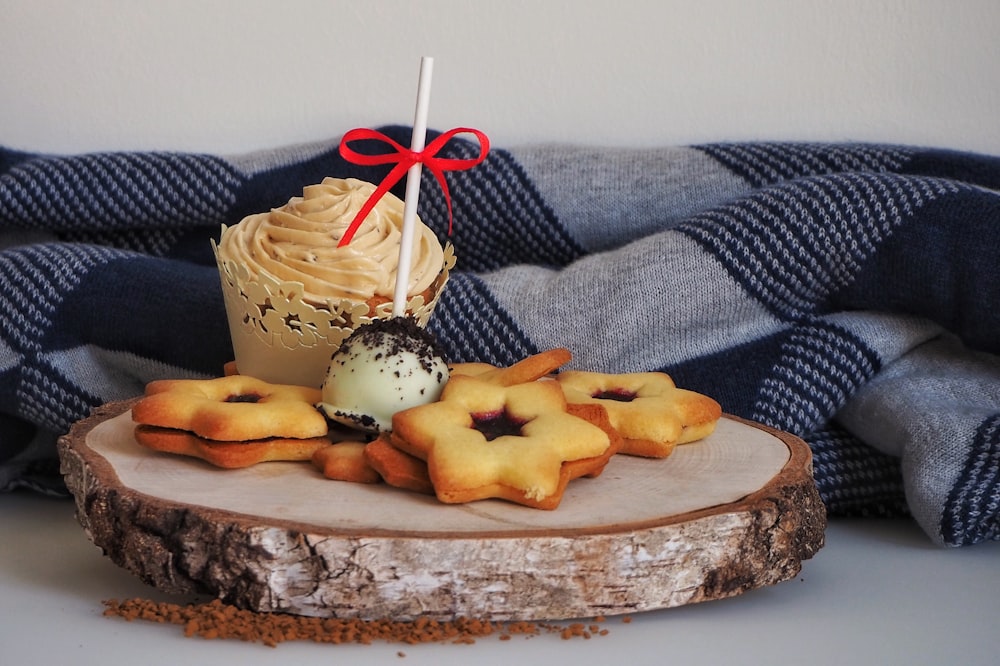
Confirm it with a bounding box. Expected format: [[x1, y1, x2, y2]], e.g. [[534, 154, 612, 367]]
[[2, 127, 998, 547]]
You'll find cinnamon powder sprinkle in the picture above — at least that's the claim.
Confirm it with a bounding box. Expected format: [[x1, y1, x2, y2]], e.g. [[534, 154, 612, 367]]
[[102, 598, 615, 648]]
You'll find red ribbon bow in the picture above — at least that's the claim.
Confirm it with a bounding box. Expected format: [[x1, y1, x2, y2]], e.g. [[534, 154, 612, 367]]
[[336, 127, 490, 247]]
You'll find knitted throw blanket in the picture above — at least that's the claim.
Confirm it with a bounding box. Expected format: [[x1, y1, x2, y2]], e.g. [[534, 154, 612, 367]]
[[2, 127, 998, 547]]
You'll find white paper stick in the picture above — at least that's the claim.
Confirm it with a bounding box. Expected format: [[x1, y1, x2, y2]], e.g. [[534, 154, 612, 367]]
[[393, 56, 434, 317]]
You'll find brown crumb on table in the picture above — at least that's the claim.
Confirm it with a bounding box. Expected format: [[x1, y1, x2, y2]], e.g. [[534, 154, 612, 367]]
[[102, 598, 615, 648]]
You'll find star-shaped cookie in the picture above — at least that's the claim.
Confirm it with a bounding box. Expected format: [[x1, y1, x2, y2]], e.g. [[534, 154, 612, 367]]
[[556, 370, 722, 458], [390, 375, 619, 509]]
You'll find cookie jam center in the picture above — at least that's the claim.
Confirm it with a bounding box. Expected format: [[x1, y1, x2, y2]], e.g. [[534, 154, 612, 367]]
[[593, 388, 636, 402], [225, 393, 262, 403], [472, 410, 526, 441]]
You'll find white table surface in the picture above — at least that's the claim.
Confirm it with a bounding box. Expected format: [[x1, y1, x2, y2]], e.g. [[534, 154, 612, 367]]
[[2, 491, 997, 666]]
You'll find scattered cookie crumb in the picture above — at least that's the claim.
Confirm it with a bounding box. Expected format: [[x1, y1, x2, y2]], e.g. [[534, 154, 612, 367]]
[[102, 598, 616, 648]]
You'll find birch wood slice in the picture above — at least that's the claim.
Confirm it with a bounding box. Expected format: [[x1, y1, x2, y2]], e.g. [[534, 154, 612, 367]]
[[58, 399, 826, 621]]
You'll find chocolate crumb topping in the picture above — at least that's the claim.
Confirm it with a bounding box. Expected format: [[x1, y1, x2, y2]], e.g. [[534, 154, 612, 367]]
[[345, 316, 448, 373]]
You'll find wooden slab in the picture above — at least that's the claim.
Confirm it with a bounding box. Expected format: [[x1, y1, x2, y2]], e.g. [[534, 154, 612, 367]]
[[58, 399, 826, 621]]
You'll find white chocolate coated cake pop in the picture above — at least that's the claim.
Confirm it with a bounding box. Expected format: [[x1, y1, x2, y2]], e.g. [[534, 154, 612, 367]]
[[317, 317, 449, 433]]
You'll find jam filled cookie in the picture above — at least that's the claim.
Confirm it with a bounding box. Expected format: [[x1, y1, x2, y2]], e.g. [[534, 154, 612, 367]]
[[556, 370, 722, 458], [133, 426, 330, 469], [132, 375, 328, 442], [390, 374, 620, 510]]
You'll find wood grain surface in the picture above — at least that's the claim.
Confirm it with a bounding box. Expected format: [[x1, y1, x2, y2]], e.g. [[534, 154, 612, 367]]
[[58, 399, 826, 621]]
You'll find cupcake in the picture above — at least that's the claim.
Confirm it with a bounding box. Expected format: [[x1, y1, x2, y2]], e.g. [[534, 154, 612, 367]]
[[213, 177, 454, 388]]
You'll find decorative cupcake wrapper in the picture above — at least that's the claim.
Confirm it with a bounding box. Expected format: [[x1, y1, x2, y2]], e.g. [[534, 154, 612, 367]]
[[212, 239, 454, 388]]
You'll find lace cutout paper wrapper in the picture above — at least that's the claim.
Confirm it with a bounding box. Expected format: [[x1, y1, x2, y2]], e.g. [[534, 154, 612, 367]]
[[212, 239, 455, 388]]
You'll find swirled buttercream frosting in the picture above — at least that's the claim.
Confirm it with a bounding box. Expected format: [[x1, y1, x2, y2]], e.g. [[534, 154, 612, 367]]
[[217, 177, 444, 303]]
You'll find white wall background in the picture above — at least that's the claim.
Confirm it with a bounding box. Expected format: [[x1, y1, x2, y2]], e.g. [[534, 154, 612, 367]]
[[2, 0, 998, 155]]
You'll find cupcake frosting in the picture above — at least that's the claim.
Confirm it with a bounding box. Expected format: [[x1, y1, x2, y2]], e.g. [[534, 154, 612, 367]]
[[217, 177, 445, 302]]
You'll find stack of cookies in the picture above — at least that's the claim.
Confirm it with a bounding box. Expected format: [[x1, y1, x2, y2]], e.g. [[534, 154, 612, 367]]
[[131, 375, 333, 468], [339, 348, 721, 510]]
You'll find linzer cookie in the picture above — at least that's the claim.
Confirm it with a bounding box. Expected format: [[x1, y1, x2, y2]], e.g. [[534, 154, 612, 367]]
[[130, 375, 332, 469], [390, 374, 620, 509], [556, 370, 722, 458], [134, 426, 330, 469], [131, 375, 328, 442]]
